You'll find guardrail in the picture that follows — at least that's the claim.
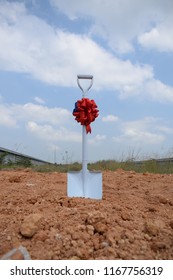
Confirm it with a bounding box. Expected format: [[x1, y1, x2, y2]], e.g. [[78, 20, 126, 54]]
[[134, 158, 173, 165]]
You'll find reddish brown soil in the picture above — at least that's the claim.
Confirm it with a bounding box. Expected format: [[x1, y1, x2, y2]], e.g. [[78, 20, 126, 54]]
[[0, 168, 173, 260]]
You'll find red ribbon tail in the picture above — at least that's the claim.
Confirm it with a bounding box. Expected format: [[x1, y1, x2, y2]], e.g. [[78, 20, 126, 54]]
[[86, 125, 91, 134]]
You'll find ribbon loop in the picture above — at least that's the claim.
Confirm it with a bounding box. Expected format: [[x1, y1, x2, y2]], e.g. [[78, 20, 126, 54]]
[[73, 98, 99, 133]]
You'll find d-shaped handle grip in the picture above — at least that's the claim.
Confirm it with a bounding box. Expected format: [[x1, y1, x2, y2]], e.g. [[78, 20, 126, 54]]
[[77, 75, 93, 94]]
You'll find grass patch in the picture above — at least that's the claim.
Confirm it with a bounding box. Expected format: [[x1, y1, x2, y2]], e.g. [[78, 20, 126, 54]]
[[32, 162, 82, 173], [1, 159, 173, 174], [32, 159, 173, 174]]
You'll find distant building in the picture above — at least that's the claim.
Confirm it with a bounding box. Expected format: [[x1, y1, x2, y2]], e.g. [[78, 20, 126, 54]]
[[0, 147, 51, 166]]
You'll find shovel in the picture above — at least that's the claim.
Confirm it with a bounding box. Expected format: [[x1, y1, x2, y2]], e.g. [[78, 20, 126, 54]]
[[67, 75, 102, 199]]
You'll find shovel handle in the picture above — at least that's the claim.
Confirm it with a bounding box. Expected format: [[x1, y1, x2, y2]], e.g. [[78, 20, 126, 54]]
[[77, 75, 93, 79], [77, 75, 93, 95]]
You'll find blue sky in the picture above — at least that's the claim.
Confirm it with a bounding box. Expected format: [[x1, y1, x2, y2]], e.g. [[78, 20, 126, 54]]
[[0, 0, 173, 163]]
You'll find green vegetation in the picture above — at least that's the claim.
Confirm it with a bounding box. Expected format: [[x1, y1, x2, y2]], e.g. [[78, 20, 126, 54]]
[[0, 153, 32, 169], [0, 152, 7, 165], [1, 155, 173, 174], [32, 159, 173, 174], [32, 162, 82, 173], [15, 157, 32, 167], [88, 159, 173, 174]]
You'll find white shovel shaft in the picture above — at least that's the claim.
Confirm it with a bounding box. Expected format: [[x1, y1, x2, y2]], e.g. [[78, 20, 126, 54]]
[[82, 125, 87, 172], [82, 125, 88, 195]]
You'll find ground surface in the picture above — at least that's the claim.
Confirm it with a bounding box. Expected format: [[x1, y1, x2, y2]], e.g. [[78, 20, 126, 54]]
[[0, 168, 173, 260]]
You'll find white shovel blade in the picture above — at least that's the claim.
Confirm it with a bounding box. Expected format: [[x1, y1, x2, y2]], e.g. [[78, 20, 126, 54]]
[[67, 171, 84, 197], [67, 170, 102, 199]]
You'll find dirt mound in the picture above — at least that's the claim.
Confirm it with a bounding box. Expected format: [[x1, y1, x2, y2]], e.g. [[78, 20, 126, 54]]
[[0, 169, 173, 260]]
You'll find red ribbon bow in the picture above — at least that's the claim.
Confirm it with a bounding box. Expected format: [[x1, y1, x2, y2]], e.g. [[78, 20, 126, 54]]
[[73, 98, 99, 133]]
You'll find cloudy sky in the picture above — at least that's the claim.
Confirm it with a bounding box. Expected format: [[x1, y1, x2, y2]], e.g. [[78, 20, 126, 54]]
[[0, 0, 173, 163]]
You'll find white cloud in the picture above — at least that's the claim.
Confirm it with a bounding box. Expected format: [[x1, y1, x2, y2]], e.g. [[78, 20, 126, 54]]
[[27, 121, 81, 142], [138, 18, 173, 52], [144, 80, 173, 103], [0, 0, 26, 23], [34, 96, 45, 104], [6, 102, 71, 125], [156, 126, 173, 134], [0, 98, 81, 158], [0, 99, 79, 150], [0, 101, 71, 128], [50, 0, 146, 53], [48, 144, 60, 154], [102, 115, 119, 122], [50, 0, 173, 54], [118, 78, 173, 103], [21, 103, 71, 124], [113, 117, 166, 144], [0, 3, 153, 90], [0, 1, 173, 104], [0, 103, 17, 127], [89, 134, 106, 144], [123, 130, 164, 144]]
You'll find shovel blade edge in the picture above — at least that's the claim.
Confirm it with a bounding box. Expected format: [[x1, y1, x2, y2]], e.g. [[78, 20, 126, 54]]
[[67, 171, 102, 199]]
